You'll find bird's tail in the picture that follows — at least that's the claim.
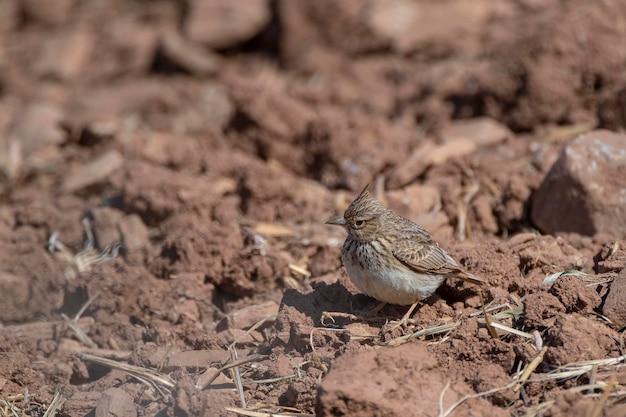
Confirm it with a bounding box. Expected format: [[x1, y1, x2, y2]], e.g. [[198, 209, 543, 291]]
[[457, 270, 488, 286]]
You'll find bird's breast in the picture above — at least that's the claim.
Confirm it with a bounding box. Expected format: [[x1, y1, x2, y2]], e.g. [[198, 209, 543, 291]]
[[341, 238, 445, 305]]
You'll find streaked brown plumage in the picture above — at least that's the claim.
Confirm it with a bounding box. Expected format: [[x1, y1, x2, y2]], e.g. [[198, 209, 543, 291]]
[[326, 184, 486, 323]]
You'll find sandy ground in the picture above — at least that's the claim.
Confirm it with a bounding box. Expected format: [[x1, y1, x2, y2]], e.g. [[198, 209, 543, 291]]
[[1, 1, 626, 416]]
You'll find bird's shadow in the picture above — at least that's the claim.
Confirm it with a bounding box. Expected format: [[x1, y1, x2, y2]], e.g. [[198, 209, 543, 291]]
[[274, 275, 484, 351]]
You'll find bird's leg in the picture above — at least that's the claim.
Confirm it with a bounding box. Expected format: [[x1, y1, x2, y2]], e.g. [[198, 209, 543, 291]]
[[390, 301, 419, 329], [355, 301, 387, 319], [370, 301, 387, 315]]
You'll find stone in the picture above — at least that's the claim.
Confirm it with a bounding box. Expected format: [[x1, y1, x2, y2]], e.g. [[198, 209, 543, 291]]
[[531, 130, 626, 237], [366, 0, 490, 54], [33, 28, 94, 81], [603, 268, 626, 330], [118, 214, 149, 254], [165, 350, 230, 371], [384, 184, 440, 219], [159, 30, 222, 76], [388, 139, 477, 188], [439, 117, 511, 147], [21, 0, 74, 26], [184, 0, 271, 49], [60, 149, 124, 193], [9, 102, 65, 154], [95, 388, 136, 417], [216, 300, 279, 331], [89, 207, 124, 249], [316, 343, 506, 417]]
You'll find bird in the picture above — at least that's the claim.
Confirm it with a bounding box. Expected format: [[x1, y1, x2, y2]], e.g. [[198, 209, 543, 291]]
[[326, 184, 486, 326]]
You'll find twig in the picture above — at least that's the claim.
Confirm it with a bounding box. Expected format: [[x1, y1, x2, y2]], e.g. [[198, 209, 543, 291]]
[[42, 388, 67, 417], [438, 382, 450, 417], [62, 313, 96, 348], [514, 346, 548, 392], [440, 380, 519, 417], [196, 354, 266, 389], [229, 346, 247, 409], [79, 353, 175, 394]]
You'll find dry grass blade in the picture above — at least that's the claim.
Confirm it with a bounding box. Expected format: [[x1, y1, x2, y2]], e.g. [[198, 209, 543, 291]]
[[249, 222, 298, 237], [479, 290, 499, 340], [224, 406, 314, 417], [61, 313, 96, 348], [542, 270, 590, 286], [42, 388, 67, 417], [514, 346, 548, 392], [530, 354, 626, 382], [439, 380, 520, 417], [477, 320, 533, 339], [0, 397, 22, 417], [47, 219, 121, 279], [229, 346, 247, 409], [196, 354, 266, 389], [385, 322, 461, 346], [79, 353, 175, 391]]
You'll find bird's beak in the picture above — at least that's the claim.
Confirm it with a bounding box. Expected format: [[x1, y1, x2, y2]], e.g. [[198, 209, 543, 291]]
[[325, 217, 345, 227]]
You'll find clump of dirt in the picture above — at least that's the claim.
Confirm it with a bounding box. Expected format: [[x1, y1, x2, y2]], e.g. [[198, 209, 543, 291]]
[[1, 1, 626, 416]]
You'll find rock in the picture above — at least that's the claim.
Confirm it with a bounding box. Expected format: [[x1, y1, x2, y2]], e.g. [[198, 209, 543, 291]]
[[89, 207, 124, 249], [531, 130, 626, 237], [216, 300, 279, 331], [545, 314, 617, 366], [165, 350, 230, 371], [603, 268, 626, 330], [197, 83, 235, 130], [95, 388, 136, 417], [159, 30, 222, 76], [523, 291, 565, 328], [118, 214, 149, 254], [33, 28, 94, 81], [9, 102, 65, 154], [0, 272, 29, 322], [184, 0, 271, 49], [316, 343, 506, 417], [21, 0, 74, 26], [60, 149, 124, 193], [388, 139, 477, 188], [549, 275, 601, 314], [0, 0, 18, 33], [366, 0, 490, 54], [384, 184, 440, 219], [439, 117, 511, 147]]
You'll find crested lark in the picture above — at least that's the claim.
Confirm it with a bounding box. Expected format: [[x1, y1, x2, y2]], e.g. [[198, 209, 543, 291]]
[[326, 184, 486, 325]]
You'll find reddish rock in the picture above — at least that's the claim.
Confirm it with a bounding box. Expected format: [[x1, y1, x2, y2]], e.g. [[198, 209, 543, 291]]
[[89, 207, 124, 249], [9, 102, 65, 154], [60, 150, 124, 193], [367, 0, 491, 54], [439, 117, 511, 147], [184, 0, 271, 49], [216, 300, 279, 331], [384, 184, 440, 219], [159, 30, 222, 76], [33, 28, 94, 80], [20, 0, 74, 26], [95, 388, 136, 417], [532, 130, 626, 237], [603, 268, 626, 330], [118, 214, 149, 254], [316, 343, 506, 417]]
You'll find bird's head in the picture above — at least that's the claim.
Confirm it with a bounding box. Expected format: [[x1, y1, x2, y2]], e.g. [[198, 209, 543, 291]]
[[326, 184, 389, 242]]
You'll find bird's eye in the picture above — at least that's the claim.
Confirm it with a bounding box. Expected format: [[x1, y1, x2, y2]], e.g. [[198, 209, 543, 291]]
[[355, 220, 364, 227]]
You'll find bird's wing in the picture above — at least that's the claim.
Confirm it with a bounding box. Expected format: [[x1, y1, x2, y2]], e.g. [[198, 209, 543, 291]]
[[392, 233, 487, 285], [392, 233, 462, 276]]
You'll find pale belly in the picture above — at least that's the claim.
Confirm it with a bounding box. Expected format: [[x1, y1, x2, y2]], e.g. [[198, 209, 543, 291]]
[[341, 242, 445, 305]]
